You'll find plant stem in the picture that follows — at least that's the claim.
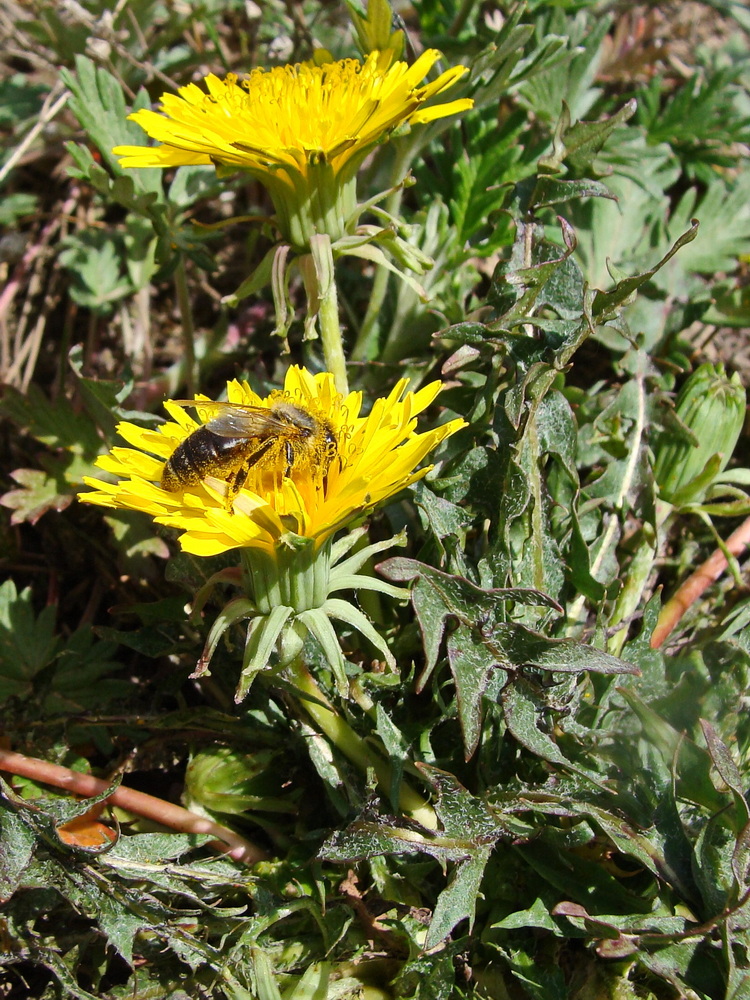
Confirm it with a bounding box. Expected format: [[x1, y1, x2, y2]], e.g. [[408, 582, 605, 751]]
[[174, 255, 197, 396], [352, 259, 390, 363], [607, 500, 672, 656], [310, 234, 348, 394], [287, 659, 438, 830], [0, 748, 268, 864], [448, 0, 477, 36], [352, 145, 411, 362], [566, 363, 649, 636]]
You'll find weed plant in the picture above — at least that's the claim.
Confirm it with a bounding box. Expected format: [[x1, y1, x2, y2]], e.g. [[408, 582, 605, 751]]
[[2, 2, 750, 998]]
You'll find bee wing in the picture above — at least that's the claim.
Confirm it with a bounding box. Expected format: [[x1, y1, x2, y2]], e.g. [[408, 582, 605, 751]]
[[168, 401, 286, 439]]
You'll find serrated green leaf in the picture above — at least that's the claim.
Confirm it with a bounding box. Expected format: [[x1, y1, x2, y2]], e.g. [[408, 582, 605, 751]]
[[0, 580, 60, 701], [701, 720, 750, 829], [0, 467, 73, 525], [489, 219, 580, 325], [422, 767, 503, 843], [0, 73, 45, 127], [502, 681, 610, 791], [425, 845, 492, 949], [591, 220, 699, 322], [58, 233, 134, 314], [0, 191, 38, 226], [103, 832, 214, 865], [620, 690, 728, 814], [60, 55, 162, 195], [486, 621, 638, 676], [44, 625, 126, 713], [447, 624, 500, 760], [235, 606, 293, 700], [531, 176, 616, 207], [0, 384, 102, 455], [492, 897, 561, 933], [412, 481, 472, 553], [541, 98, 637, 175], [0, 801, 37, 897], [25, 946, 103, 1000]]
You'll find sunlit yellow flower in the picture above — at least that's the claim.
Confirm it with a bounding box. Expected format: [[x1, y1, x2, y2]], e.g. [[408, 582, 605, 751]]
[[113, 50, 473, 248], [81, 366, 465, 559]]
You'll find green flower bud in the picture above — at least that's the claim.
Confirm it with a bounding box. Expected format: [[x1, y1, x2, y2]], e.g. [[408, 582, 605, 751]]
[[654, 362, 746, 505], [346, 0, 405, 60], [185, 746, 296, 817]]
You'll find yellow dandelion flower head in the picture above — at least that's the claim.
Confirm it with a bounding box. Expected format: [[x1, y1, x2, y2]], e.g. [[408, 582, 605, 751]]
[[81, 366, 466, 558], [112, 49, 473, 182]]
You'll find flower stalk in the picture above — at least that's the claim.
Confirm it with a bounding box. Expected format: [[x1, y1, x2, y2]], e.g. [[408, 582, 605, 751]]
[[310, 234, 348, 394], [286, 657, 438, 830]]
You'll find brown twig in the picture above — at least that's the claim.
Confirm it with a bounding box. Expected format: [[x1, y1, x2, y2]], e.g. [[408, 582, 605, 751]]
[[0, 749, 268, 865], [651, 515, 750, 649]]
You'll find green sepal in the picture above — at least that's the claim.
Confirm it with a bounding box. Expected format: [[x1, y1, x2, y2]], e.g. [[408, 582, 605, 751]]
[[346, 0, 404, 59], [330, 529, 407, 577], [190, 567, 243, 620], [194, 597, 257, 679], [327, 573, 410, 601], [222, 244, 279, 308], [368, 224, 434, 275], [270, 244, 294, 345], [667, 453, 724, 509], [322, 597, 396, 669], [235, 605, 294, 702], [296, 608, 350, 696], [329, 525, 370, 564], [338, 241, 428, 300]]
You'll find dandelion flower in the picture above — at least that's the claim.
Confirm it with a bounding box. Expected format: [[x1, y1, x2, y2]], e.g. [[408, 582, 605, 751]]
[[81, 366, 465, 560], [113, 50, 473, 248]]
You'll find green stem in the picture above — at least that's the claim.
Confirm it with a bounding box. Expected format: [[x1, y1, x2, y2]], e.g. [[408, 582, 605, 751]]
[[310, 234, 348, 394], [448, 0, 477, 36], [526, 414, 546, 592], [174, 256, 197, 397], [566, 363, 649, 637], [607, 500, 672, 656], [287, 658, 438, 830], [352, 146, 411, 362], [352, 256, 390, 362]]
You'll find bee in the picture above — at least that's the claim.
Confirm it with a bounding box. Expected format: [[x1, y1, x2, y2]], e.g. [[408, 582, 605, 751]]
[[161, 398, 338, 507]]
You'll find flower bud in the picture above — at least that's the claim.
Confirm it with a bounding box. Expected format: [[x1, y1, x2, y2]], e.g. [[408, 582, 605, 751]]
[[654, 363, 746, 505], [346, 0, 405, 61], [185, 746, 295, 817]]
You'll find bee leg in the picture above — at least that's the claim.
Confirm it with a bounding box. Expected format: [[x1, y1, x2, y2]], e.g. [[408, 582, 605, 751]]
[[284, 442, 295, 477], [225, 465, 249, 511], [225, 440, 275, 512]]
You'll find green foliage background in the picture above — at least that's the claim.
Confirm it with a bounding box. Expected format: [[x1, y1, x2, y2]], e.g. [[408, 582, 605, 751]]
[[1, 1, 750, 998]]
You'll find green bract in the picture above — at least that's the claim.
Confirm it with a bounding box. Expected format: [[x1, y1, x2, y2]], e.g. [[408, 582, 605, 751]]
[[654, 362, 746, 506]]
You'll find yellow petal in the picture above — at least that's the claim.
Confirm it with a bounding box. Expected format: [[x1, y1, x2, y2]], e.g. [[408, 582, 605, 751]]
[[80, 368, 466, 557]]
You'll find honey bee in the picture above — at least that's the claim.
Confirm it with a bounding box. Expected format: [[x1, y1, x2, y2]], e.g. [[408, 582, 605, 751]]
[[161, 398, 338, 506]]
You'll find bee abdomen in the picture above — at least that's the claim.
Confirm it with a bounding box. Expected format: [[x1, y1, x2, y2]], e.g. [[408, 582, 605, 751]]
[[162, 428, 242, 491]]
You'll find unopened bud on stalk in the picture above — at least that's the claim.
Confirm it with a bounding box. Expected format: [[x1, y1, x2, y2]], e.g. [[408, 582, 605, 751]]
[[185, 746, 295, 817], [654, 363, 746, 505], [346, 0, 405, 60]]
